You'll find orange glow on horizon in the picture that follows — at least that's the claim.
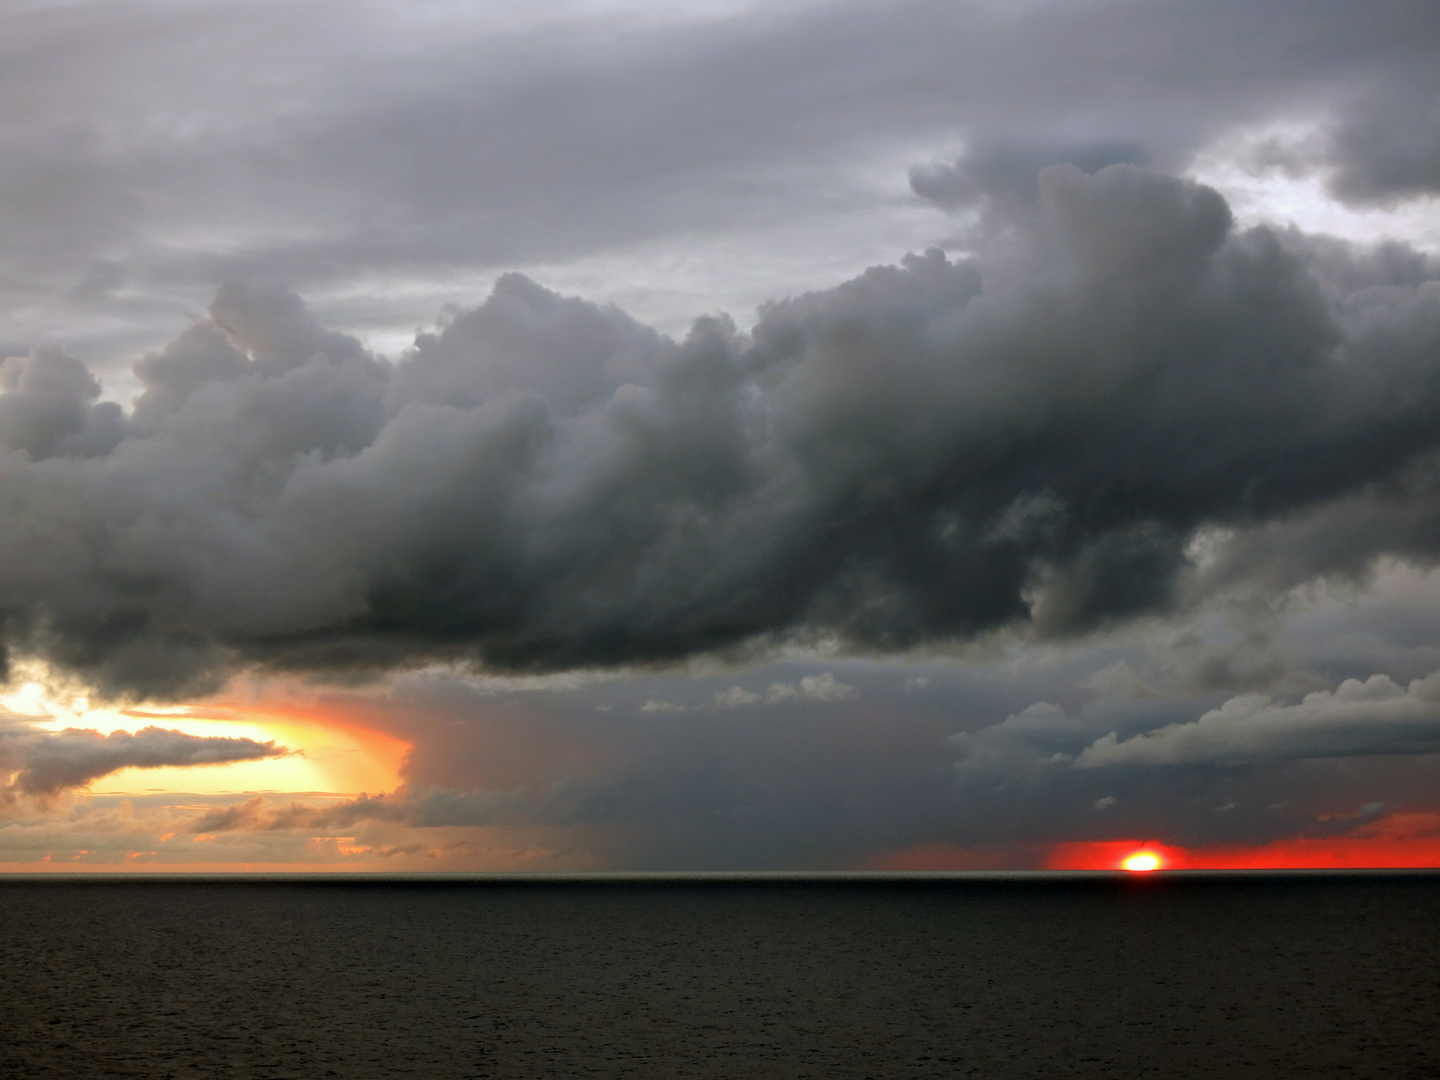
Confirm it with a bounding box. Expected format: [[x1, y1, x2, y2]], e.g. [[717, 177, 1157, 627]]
[[69, 703, 411, 797], [1, 670, 412, 799], [0, 860, 382, 874], [1046, 814, 1440, 870]]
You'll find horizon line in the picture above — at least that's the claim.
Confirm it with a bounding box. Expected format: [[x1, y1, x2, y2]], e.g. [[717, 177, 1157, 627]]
[[3, 868, 1439, 884]]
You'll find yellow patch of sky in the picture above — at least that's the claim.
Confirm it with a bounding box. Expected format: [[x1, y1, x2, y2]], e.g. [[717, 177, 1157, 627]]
[[2, 675, 408, 797]]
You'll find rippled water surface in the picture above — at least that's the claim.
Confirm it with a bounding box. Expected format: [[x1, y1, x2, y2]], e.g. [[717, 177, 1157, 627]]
[[2, 875, 1438, 1078]]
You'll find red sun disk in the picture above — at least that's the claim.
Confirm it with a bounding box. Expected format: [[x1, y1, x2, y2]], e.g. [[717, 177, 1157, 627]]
[[1045, 815, 1440, 870], [1122, 850, 1162, 871]]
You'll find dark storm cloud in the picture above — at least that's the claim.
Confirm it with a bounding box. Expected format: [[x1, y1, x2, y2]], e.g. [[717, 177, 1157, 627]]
[[0, 720, 283, 798], [4, 164, 1440, 697]]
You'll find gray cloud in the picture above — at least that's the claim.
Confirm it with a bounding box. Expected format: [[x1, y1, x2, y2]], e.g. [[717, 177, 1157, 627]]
[[1076, 672, 1440, 768], [1325, 56, 1440, 205], [765, 673, 858, 703], [189, 791, 407, 834], [0, 721, 283, 798], [165, 651, 1440, 866], [949, 702, 1101, 781], [0, 347, 125, 460], [176, 673, 964, 869], [714, 673, 858, 708], [3, 0, 1438, 373], [911, 140, 1149, 211], [4, 165, 1440, 697]]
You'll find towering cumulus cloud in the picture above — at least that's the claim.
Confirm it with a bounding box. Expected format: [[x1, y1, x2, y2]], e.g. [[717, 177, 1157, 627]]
[[2, 164, 1439, 699]]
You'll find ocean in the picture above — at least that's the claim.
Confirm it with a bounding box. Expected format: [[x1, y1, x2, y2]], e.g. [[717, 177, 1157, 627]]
[[2, 873, 1437, 1078]]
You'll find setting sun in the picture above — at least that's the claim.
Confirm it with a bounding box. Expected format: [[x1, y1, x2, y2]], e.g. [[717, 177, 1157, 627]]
[[1122, 851, 1163, 872]]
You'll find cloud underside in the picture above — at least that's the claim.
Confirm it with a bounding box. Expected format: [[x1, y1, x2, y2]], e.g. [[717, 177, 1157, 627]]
[[2, 163, 1440, 698], [0, 724, 283, 797]]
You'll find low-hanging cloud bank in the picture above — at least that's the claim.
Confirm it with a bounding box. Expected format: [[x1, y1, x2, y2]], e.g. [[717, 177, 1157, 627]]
[[1077, 673, 1440, 769], [3, 163, 1440, 698], [0, 722, 283, 798]]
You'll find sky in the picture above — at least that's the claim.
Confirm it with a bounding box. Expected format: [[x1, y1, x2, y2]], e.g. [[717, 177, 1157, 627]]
[[3, 0, 1440, 872]]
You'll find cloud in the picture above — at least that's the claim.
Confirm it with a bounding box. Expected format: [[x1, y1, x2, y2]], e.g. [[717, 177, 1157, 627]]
[[765, 673, 858, 703], [1076, 672, 1440, 768], [0, 347, 125, 460], [952, 666, 1440, 780], [713, 687, 762, 708], [911, 140, 1149, 211], [4, 0, 1439, 378], [12, 640, 1433, 868], [187, 791, 407, 834], [714, 673, 857, 707], [949, 702, 1099, 779], [0, 722, 284, 798], [3, 165, 1440, 697], [1324, 58, 1440, 205], [160, 669, 974, 869]]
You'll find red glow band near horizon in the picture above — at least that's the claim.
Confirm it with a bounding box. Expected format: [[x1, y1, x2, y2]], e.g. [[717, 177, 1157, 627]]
[[1042, 818, 1440, 872]]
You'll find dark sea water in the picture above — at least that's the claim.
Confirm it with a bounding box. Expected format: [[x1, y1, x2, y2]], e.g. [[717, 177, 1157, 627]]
[[2, 873, 1438, 1079]]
